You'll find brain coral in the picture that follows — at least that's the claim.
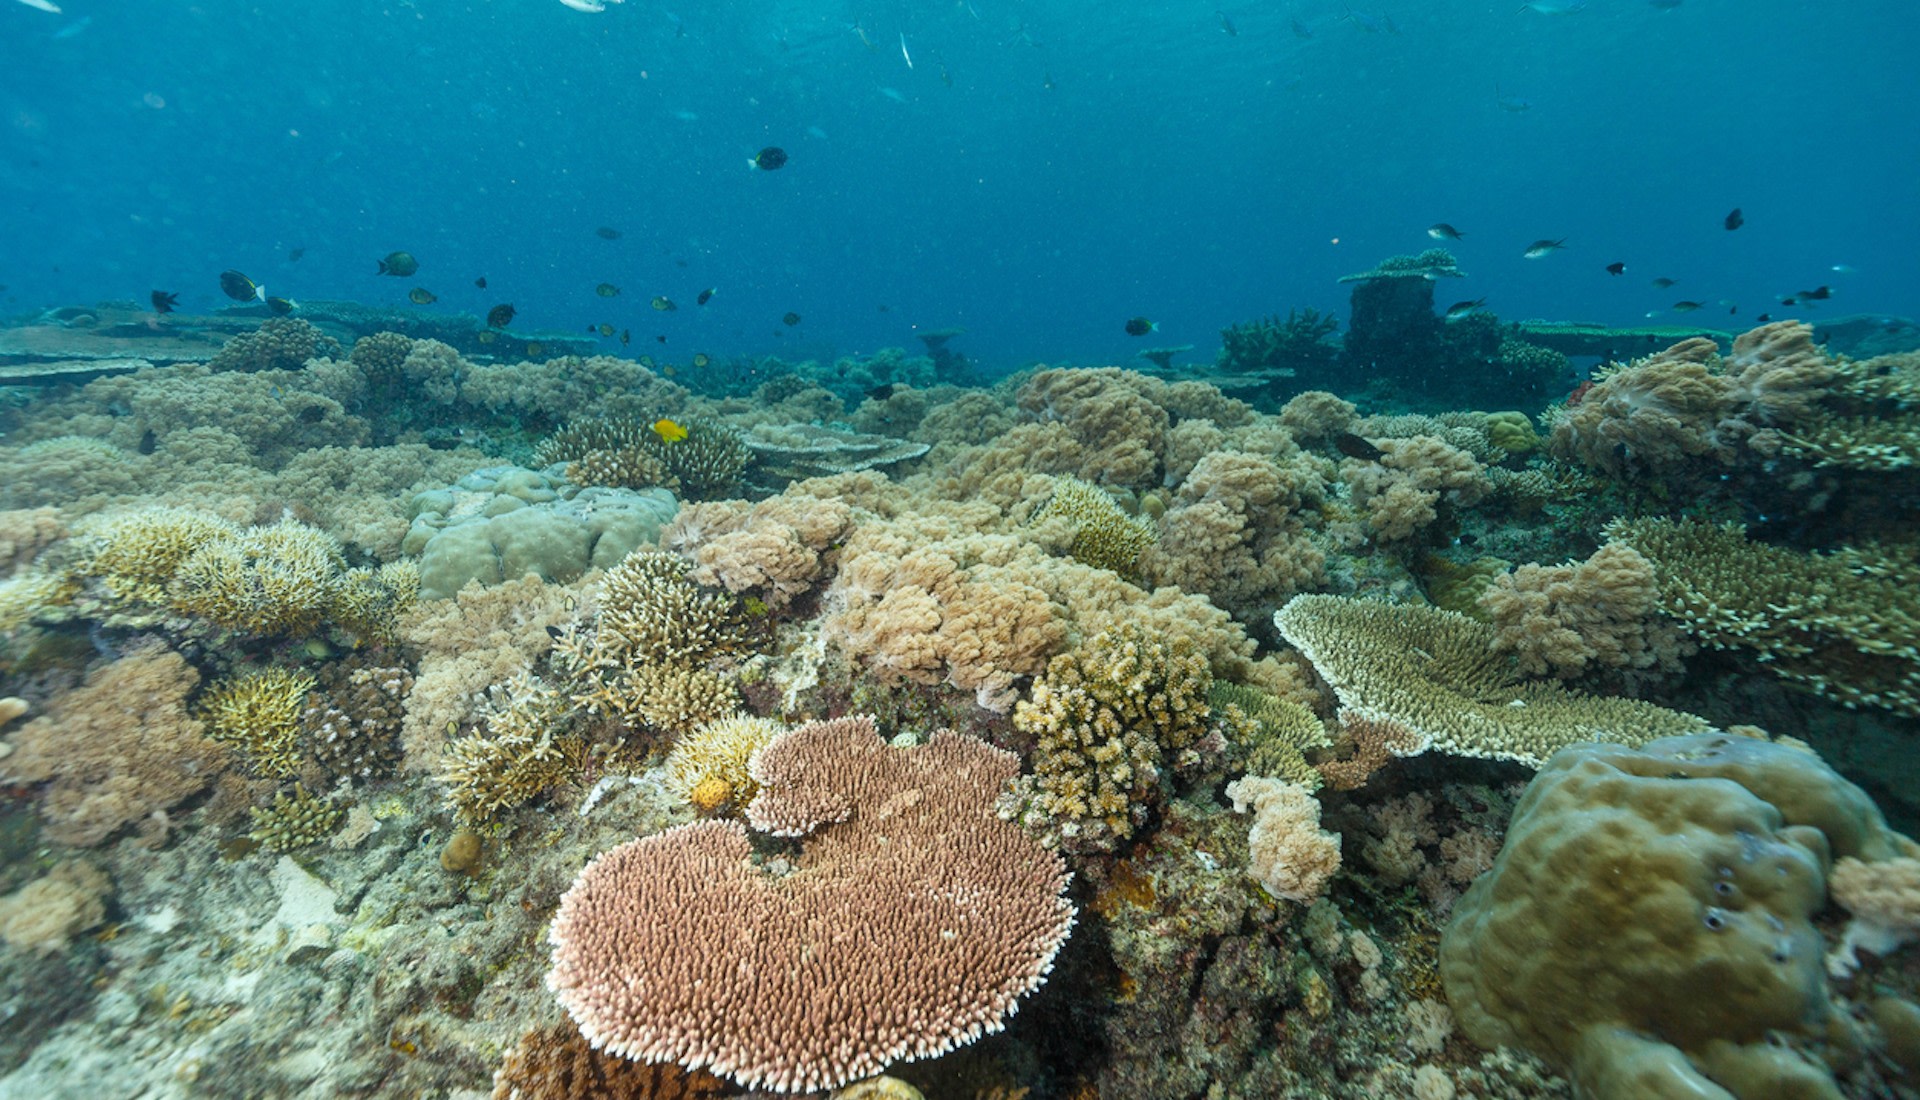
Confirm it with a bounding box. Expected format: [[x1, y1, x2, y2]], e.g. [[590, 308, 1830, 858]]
[[1442, 733, 1918, 1100]]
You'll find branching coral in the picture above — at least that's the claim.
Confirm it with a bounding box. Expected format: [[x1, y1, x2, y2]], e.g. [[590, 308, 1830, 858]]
[[1033, 476, 1157, 577], [1212, 681, 1332, 790], [540, 416, 749, 500], [660, 714, 786, 812], [1007, 626, 1214, 853], [170, 517, 349, 636], [247, 784, 346, 852], [75, 506, 241, 606], [1608, 516, 1920, 717], [440, 674, 581, 827], [1217, 308, 1341, 379], [1478, 543, 1691, 679], [1273, 594, 1711, 768], [200, 667, 318, 779]]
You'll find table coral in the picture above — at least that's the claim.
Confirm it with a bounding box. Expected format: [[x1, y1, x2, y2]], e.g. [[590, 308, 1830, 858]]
[[1441, 733, 1920, 1100], [545, 716, 1074, 1092], [1608, 516, 1920, 717], [1273, 594, 1710, 768]]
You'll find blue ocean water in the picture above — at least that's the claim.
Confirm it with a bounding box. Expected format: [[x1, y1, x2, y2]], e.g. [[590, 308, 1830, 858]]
[[2, 0, 1915, 368]]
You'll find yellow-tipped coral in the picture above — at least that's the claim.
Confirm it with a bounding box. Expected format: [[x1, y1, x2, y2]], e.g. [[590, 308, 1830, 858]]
[[661, 714, 786, 812], [201, 667, 318, 779], [171, 518, 348, 636], [1033, 476, 1157, 577], [75, 507, 240, 606]]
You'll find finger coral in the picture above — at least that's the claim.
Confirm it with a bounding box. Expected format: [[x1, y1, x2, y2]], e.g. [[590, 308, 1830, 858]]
[[1273, 594, 1710, 768], [1008, 626, 1214, 853], [546, 716, 1074, 1092], [247, 783, 346, 852]]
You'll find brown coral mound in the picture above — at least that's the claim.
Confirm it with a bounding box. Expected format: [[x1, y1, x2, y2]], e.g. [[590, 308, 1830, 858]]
[[546, 716, 1074, 1093], [1342, 434, 1490, 541], [1, 642, 230, 846], [491, 1020, 726, 1100]]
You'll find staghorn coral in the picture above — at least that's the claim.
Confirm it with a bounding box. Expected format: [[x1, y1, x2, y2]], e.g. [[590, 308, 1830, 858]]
[[247, 783, 346, 852], [598, 663, 741, 737], [577, 550, 757, 670], [170, 517, 348, 636], [542, 417, 749, 500], [1478, 543, 1691, 680], [208, 317, 342, 373], [440, 674, 582, 827], [1, 642, 231, 847], [546, 716, 1074, 1093], [327, 559, 420, 642], [74, 506, 242, 606], [1225, 774, 1341, 904], [200, 667, 317, 779], [659, 714, 786, 812], [1032, 476, 1156, 577], [1608, 516, 1920, 717], [0, 570, 73, 634], [1007, 626, 1214, 853], [1273, 594, 1711, 768]]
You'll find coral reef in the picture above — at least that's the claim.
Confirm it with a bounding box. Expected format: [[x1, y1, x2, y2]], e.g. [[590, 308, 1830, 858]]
[[246, 783, 346, 852], [1342, 434, 1490, 542], [1478, 542, 1691, 680], [490, 1020, 727, 1100], [661, 488, 857, 612], [208, 317, 342, 373], [545, 716, 1074, 1092], [1032, 476, 1157, 577], [659, 714, 785, 812], [1225, 774, 1340, 903], [0, 861, 109, 955], [200, 667, 317, 779]]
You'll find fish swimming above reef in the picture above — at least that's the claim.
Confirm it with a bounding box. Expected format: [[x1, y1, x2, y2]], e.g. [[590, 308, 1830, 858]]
[[1519, 0, 1588, 12], [1444, 298, 1487, 322], [595, 226, 621, 240], [266, 296, 297, 315], [1651, 277, 1678, 289], [474, 276, 487, 289], [1605, 262, 1626, 275], [150, 290, 178, 313], [751, 146, 789, 171], [595, 323, 615, 336], [652, 418, 688, 443], [1291, 17, 1314, 37], [1427, 223, 1464, 241], [487, 303, 516, 328], [692, 352, 711, 368], [1334, 432, 1384, 462], [377, 251, 420, 277], [409, 288, 437, 305], [1124, 316, 1158, 336], [1671, 301, 1704, 312], [14, 0, 61, 13], [782, 312, 802, 326], [652, 296, 678, 312], [287, 247, 305, 262], [620, 329, 631, 345], [557, 0, 622, 12], [697, 287, 716, 306], [596, 283, 621, 298], [219, 269, 265, 302], [1522, 239, 1567, 259], [1216, 10, 1238, 36], [1724, 207, 1745, 231]]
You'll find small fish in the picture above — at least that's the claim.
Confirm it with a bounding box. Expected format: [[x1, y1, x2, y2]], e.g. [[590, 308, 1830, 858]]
[[1520, 0, 1588, 13], [782, 312, 802, 326], [14, 1, 62, 15], [1756, 312, 1771, 322], [1799, 285, 1833, 301], [596, 283, 621, 297], [900, 31, 913, 68], [409, 287, 437, 305], [474, 276, 487, 289], [596, 226, 622, 240], [751, 146, 789, 171], [1444, 297, 1487, 322], [1291, 17, 1314, 37], [652, 418, 689, 444], [150, 290, 178, 314], [1495, 83, 1532, 112], [487, 303, 516, 328], [620, 329, 631, 345], [1605, 262, 1626, 276], [1651, 277, 1678, 289], [656, 334, 668, 344], [287, 247, 305, 263], [691, 352, 711, 368], [377, 251, 420, 277], [696, 287, 716, 306], [1457, 532, 1480, 548], [1427, 223, 1464, 241], [1723, 207, 1744, 231], [1124, 316, 1157, 336], [597, 323, 616, 336], [1781, 297, 1797, 306], [1334, 432, 1384, 462], [651, 295, 678, 312], [1522, 239, 1567, 259], [219, 269, 265, 302], [477, 331, 496, 344], [525, 342, 544, 356], [266, 296, 296, 315], [1830, 264, 1857, 275], [1216, 10, 1238, 36], [868, 383, 900, 401], [640, 356, 655, 368], [662, 364, 677, 376], [1672, 301, 1704, 312]]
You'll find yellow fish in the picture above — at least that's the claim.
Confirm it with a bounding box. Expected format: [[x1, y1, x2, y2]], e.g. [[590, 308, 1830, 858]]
[[652, 418, 688, 443]]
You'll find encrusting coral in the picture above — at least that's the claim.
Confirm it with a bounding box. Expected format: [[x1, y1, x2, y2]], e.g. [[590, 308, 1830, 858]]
[[545, 716, 1075, 1093]]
